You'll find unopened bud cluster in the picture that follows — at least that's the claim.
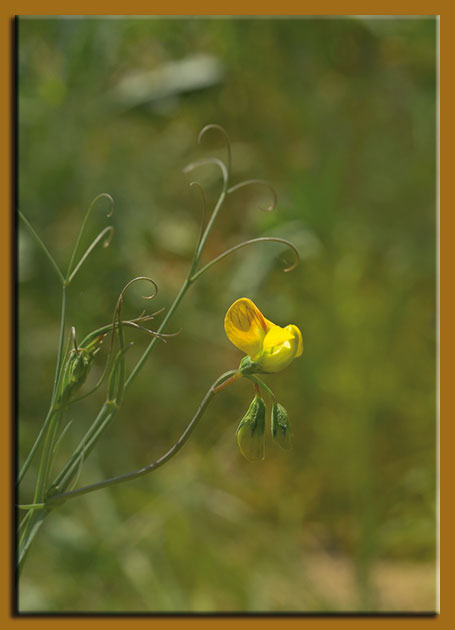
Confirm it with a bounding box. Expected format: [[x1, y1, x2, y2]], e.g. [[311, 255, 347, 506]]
[[236, 395, 292, 461]]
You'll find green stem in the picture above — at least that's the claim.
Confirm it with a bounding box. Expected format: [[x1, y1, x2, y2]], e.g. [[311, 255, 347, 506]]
[[31, 409, 64, 505], [51, 286, 67, 403], [18, 407, 57, 485], [47, 370, 237, 506], [66, 226, 113, 285], [18, 507, 49, 573], [18, 287, 67, 485], [124, 185, 228, 391], [244, 375, 276, 401], [18, 210, 65, 285], [18, 503, 46, 511], [193, 189, 227, 270], [124, 278, 192, 391], [18, 408, 64, 573], [212, 371, 241, 393], [66, 193, 113, 281], [18, 404, 114, 572], [18, 286, 68, 563], [50, 403, 114, 493]]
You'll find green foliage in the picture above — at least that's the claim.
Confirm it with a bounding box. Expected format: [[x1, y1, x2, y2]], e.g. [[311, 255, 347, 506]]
[[18, 16, 436, 612]]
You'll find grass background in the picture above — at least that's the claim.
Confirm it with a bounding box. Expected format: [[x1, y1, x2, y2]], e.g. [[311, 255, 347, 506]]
[[18, 16, 436, 612]]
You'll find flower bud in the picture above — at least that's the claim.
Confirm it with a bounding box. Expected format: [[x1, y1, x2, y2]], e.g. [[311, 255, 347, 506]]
[[271, 402, 293, 450], [236, 395, 266, 461], [58, 334, 105, 405]]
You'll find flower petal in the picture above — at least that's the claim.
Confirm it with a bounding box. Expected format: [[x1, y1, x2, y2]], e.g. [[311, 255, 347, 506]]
[[260, 323, 303, 372], [224, 298, 273, 359], [262, 325, 295, 352], [285, 325, 303, 357]]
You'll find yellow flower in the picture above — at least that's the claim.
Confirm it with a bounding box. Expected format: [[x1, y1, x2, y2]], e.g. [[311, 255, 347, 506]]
[[224, 298, 303, 373]]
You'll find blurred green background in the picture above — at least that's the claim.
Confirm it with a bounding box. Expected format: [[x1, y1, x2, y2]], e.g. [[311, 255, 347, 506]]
[[18, 17, 437, 612]]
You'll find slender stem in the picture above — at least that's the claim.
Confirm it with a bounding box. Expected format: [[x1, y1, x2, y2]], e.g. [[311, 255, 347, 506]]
[[244, 375, 276, 401], [47, 370, 238, 506], [18, 404, 113, 572], [125, 183, 228, 392], [18, 284, 68, 560], [212, 371, 241, 393], [124, 276, 192, 391], [188, 181, 207, 271], [66, 226, 114, 285], [31, 409, 64, 505], [18, 286, 67, 485], [51, 286, 67, 404], [18, 509, 32, 534], [66, 193, 114, 281], [18, 507, 48, 573], [18, 503, 46, 511], [17, 407, 57, 485], [18, 406, 64, 573], [51, 403, 114, 493], [193, 189, 227, 268], [18, 211, 65, 285]]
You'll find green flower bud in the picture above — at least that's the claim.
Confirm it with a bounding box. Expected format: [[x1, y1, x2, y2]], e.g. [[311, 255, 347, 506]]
[[69, 351, 91, 384], [271, 402, 293, 450], [58, 334, 105, 405], [236, 395, 266, 461]]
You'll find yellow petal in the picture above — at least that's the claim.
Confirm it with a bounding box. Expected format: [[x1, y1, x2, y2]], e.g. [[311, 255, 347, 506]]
[[285, 324, 303, 357], [224, 298, 273, 359], [259, 323, 303, 372]]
